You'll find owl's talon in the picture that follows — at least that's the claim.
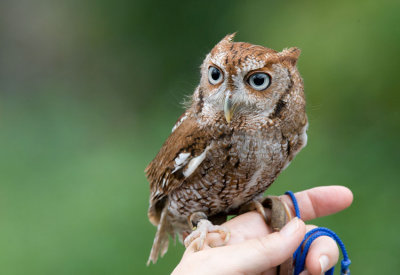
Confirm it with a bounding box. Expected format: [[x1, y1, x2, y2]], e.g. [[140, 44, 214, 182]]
[[184, 219, 230, 250]]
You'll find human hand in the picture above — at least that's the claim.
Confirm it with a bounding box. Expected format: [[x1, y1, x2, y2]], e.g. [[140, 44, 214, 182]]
[[172, 186, 353, 275]]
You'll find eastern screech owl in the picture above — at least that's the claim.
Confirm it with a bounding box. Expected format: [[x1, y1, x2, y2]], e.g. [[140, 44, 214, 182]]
[[146, 34, 308, 264]]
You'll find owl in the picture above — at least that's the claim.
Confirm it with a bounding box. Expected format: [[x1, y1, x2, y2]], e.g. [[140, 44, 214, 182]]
[[145, 33, 308, 264]]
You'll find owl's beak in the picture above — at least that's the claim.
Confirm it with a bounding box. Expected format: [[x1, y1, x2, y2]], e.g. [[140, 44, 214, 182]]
[[224, 92, 234, 123]]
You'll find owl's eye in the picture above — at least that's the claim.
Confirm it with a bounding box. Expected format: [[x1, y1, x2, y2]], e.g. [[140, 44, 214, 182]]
[[248, 73, 271, 91], [208, 66, 223, 85]]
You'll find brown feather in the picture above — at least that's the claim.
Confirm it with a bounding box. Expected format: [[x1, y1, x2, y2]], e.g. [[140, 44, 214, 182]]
[[145, 34, 308, 263], [146, 114, 212, 225]]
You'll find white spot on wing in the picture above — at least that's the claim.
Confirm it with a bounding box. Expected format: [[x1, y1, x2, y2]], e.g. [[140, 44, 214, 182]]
[[153, 189, 161, 197], [175, 152, 190, 165], [172, 152, 191, 173], [183, 146, 211, 178], [161, 178, 169, 188], [171, 114, 188, 132]]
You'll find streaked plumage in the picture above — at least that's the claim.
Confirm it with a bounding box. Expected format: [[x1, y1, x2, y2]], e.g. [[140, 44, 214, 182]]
[[146, 34, 308, 264]]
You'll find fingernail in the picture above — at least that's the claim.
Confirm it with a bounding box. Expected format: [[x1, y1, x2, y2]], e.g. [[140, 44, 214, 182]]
[[319, 255, 329, 274], [280, 217, 300, 237], [299, 270, 310, 275]]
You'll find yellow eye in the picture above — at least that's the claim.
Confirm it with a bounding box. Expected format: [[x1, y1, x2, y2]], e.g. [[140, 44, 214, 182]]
[[248, 73, 271, 91]]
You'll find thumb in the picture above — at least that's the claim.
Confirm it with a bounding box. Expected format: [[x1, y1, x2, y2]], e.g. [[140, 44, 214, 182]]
[[208, 217, 306, 274]]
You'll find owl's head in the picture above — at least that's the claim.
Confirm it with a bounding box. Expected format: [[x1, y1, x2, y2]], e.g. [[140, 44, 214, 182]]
[[193, 33, 305, 128]]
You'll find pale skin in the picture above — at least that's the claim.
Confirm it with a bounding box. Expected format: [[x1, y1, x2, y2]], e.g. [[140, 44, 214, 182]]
[[172, 186, 353, 275]]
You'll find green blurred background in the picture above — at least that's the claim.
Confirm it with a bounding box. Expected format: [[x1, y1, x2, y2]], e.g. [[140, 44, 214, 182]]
[[0, 0, 399, 274]]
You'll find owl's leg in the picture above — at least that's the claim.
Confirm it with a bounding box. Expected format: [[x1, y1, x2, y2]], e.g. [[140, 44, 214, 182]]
[[184, 212, 230, 250]]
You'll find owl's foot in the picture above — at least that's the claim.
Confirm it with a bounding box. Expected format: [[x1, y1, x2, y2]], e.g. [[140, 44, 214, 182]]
[[239, 200, 270, 222], [239, 196, 292, 231], [261, 196, 292, 231], [184, 212, 230, 250]]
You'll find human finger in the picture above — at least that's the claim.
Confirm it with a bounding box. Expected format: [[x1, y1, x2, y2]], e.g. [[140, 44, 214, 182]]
[[302, 225, 339, 275], [281, 185, 353, 221], [194, 186, 352, 248], [197, 218, 306, 274], [204, 211, 271, 247], [206, 186, 352, 246]]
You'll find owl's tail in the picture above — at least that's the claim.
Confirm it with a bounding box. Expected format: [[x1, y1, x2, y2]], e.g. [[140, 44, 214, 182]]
[[147, 205, 171, 265]]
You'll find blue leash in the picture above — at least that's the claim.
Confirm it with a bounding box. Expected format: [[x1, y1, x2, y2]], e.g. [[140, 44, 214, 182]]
[[285, 191, 351, 275]]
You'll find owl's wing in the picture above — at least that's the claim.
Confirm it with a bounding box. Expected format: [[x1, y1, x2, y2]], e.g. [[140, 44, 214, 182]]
[[145, 114, 213, 225]]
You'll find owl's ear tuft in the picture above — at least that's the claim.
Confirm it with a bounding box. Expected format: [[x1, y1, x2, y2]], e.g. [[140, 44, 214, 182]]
[[279, 47, 301, 65], [211, 33, 237, 55], [224, 33, 236, 42], [217, 33, 236, 46]]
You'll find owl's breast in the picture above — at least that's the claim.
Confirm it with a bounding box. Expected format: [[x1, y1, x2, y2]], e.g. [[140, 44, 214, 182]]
[[219, 128, 289, 209], [168, 125, 290, 221]]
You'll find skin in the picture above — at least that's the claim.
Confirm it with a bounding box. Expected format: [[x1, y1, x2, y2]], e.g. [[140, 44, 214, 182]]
[[172, 185, 353, 275]]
